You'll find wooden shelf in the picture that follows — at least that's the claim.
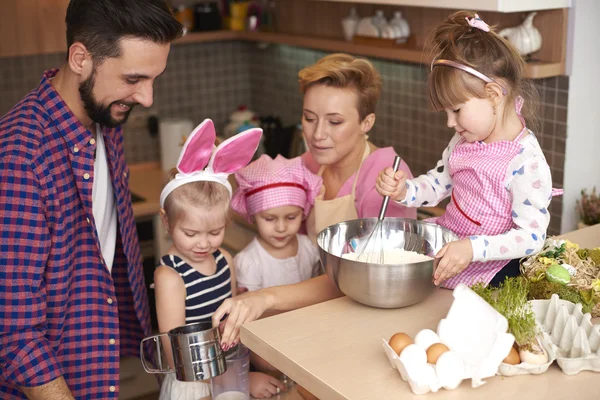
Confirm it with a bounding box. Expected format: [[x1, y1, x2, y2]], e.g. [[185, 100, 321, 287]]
[[310, 0, 570, 13], [242, 31, 428, 63], [175, 30, 239, 45], [525, 61, 566, 79], [174, 30, 564, 79]]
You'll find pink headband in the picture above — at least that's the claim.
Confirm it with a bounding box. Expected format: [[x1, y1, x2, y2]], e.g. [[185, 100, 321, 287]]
[[231, 155, 322, 223], [431, 60, 508, 96], [159, 118, 262, 208]]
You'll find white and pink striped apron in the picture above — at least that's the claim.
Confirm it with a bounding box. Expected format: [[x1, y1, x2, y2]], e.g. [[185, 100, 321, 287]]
[[430, 98, 560, 288]]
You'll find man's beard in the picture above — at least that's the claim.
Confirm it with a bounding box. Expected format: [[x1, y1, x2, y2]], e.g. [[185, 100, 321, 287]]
[[79, 69, 136, 128]]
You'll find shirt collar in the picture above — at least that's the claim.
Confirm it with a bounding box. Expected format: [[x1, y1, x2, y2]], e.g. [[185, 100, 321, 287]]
[[37, 69, 120, 155]]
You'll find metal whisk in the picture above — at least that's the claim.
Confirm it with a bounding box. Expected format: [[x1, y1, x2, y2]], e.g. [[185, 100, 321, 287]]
[[356, 155, 402, 264]]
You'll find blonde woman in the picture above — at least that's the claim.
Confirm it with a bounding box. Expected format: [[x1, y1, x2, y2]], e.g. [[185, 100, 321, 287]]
[[214, 53, 416, 347], [300, 53, 416, 241]]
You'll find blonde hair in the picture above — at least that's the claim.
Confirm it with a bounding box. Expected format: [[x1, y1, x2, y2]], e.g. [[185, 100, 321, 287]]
[[427, 11, 540, 132], [163, 168, 231, 225], [298, 53, 382, 121]]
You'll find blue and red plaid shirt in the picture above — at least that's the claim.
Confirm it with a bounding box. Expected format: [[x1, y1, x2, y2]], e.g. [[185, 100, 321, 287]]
[[0, 69, 153, 399]]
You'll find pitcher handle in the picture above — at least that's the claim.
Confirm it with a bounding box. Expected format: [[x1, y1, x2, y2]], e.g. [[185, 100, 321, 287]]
[[140, 333, 173, 374]]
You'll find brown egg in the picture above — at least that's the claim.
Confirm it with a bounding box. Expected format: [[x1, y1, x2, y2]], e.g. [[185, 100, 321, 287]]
[[426, 343, 450, 364], [389, 332, 413, 356], [503, 346, 521, 365]]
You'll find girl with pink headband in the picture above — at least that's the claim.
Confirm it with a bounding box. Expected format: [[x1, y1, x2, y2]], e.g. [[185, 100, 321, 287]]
[[377, 11, 562, 289]]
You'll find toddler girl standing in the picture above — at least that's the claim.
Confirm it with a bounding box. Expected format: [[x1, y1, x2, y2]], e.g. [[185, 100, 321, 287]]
[[230, 154, 322, 398], [231, 154, 323, 292], [154, 119, 267, 400], [376, 12, 562, 288]]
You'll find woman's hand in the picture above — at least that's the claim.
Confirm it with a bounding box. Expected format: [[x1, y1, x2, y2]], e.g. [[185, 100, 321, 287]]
[[376, 167, 408, 202], [249, 372, 286, 399], [433, 239, 474, 286], [212, 290, 273, 349]]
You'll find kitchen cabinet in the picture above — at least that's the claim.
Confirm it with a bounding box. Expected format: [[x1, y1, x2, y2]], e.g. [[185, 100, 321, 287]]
[[311, 0, 571, 13], [0, 0, 69, 58]]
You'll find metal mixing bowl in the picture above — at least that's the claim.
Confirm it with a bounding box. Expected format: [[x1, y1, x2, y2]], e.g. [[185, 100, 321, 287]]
[[317, 218, 458, 309]]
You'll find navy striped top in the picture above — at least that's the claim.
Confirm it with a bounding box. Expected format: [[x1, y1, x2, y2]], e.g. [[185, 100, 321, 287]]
[[159, 250, 232, 324]]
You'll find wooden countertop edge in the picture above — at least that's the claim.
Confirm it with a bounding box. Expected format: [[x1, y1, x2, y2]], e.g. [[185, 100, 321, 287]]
[[129, 162, 163, 219], [129, 161, 161, 172], [241, 320, 347, 400]]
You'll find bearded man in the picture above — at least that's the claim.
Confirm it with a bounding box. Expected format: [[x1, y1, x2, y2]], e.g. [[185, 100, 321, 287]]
[[0, 1, 183, 399]]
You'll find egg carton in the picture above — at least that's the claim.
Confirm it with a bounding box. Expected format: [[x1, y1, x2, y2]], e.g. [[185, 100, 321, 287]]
[[382, 284, 515, 395], [496, 329, 557, 376], [530, 294, 600, 375]]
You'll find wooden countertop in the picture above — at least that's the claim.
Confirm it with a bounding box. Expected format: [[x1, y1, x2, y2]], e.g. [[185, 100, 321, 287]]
[[129, 162, 165, 219], [241, 224, 600, 400]]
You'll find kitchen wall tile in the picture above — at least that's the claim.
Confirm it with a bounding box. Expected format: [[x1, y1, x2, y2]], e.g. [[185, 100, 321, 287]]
[[0, 41, 251, 167], [0, 42, 569, 234], [247, 45, 568, 234]]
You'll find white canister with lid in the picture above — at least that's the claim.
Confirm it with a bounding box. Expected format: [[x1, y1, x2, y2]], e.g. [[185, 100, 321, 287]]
[[158, 118, 194, 173], [341, 7, 360, 41]]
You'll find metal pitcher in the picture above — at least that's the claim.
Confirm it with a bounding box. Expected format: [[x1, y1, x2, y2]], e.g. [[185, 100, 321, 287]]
[[140, 321, 227, 381]]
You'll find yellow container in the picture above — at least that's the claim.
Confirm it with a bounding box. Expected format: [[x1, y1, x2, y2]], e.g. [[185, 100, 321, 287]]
[[230, 2, 249, 19], [230, 1, 249, 31]]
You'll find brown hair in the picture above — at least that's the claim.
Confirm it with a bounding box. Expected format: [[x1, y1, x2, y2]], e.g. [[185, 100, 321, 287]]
[[298, 53, 382, 121], [163, 168, 231, 225], [426, 11, 540, 132]]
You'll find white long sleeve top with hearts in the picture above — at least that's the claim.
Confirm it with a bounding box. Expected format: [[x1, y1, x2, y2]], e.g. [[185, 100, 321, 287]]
[[397, 132, 554, 262]]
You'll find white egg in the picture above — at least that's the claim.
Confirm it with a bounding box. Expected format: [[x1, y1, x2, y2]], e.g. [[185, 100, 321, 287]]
[[399, 344, 428, 368], [435, 351, 464, 390], [414, 329, 441, 350]]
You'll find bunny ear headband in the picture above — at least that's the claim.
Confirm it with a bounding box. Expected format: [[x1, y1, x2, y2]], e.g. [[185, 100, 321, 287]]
[[159, 118, 263, 208]]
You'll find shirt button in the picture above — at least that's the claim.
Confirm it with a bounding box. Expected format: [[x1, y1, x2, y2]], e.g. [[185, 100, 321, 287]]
[[83, 173, 90, 180], [107, 298, 113, 304], [90, 138, 96, 145], [86, 218, 90, 224], [109, 386, 116, 392], [109, 338, 116, 345], [73, 146, 79, 153], [123, 171, 127, 178]]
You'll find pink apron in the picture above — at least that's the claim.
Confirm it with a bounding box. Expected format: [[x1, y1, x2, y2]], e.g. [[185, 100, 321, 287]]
[[431, 98, 560, 288]]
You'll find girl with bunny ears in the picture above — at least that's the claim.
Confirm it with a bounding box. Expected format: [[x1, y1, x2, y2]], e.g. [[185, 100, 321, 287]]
[[154, 119, 285, 400], [376, 11, 562, 289]]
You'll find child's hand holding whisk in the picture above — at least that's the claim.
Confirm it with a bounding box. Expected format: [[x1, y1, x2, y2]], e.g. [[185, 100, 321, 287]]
[[376, 167, 409, 201]]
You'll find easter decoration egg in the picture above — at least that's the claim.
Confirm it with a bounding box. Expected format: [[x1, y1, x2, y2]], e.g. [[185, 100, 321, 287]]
[[546, 263, 571, 285]]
